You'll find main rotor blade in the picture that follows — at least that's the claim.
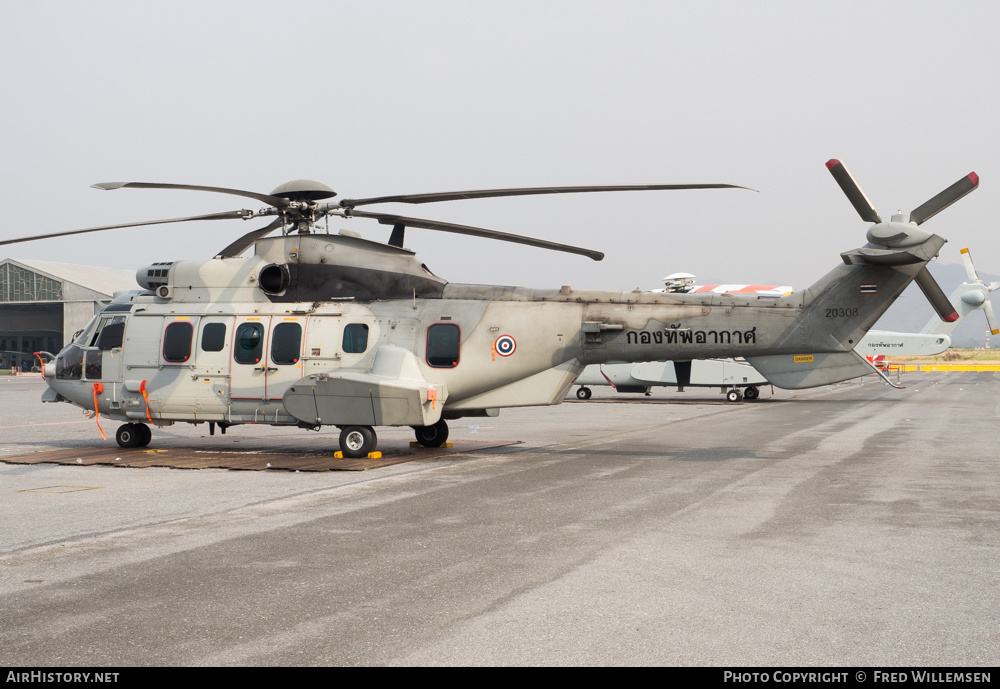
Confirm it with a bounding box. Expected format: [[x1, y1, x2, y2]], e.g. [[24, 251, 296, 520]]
[[216, 218, 283, 259], [337, 183, 754, 208], [960, 247, 979, 282], [908, 172, 979, 226], [93, 182, 290, 208], [826, 159, 882, 224], [0, 210, 254, 247], [345, 209, 604, 261], [915, 266, 959, 322]]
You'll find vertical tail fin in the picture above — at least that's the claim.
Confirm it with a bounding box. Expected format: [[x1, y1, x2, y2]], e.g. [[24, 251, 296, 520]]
[[794, 234, 946, 351], [808, 159, 978, 351]]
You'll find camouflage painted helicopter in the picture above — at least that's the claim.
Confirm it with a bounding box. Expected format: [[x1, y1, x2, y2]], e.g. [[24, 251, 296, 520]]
[[0, 160, 977, 457]]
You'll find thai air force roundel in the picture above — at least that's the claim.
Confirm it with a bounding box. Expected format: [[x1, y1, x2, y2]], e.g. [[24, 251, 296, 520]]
[[495, 335, 516, 357]]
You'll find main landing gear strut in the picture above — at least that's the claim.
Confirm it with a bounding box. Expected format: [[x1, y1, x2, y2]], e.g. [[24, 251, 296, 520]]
[[339, 425, 378, 458], [336, 419, 451, 457], [725, 385, 760, 403], [116, 423, 152, 448], [413, 419, 449, 447]]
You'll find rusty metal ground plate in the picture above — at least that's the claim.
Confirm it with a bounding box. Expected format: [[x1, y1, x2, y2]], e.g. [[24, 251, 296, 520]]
[[1, 438, 521, 472]]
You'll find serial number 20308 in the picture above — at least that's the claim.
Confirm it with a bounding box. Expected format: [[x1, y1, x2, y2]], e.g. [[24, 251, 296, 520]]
[[826, 307, 859, 318]]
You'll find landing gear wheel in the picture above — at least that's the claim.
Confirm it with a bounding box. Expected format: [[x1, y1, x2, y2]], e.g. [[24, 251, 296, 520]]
[[136, 424, 152, 447], [116, 423, 144, 448], [726, 389, 742, 403], [743, 386, 759, 400], [576, 387, 592, 400], [413, 419, 449, 448], [339, 426, 377, 458]]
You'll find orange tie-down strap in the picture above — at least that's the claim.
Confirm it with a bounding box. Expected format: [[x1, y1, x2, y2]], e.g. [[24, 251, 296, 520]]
[[92, 382, 106, 440], [139, 379, 152, 423]]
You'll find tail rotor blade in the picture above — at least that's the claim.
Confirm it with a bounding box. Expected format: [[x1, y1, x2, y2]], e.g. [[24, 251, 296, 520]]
[[908, 173, 979, 226], [959, 247, 980, 282], [983, 301, 999, 336], [915, 266, 960, 322], [826, 159, 882, 223]]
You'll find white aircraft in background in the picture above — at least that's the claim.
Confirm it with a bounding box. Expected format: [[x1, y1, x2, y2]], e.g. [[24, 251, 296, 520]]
[[574, 249, 999, 402]]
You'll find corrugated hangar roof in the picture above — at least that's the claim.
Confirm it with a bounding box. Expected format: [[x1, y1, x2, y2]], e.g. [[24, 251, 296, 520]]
[[1, 258, 137, 297]]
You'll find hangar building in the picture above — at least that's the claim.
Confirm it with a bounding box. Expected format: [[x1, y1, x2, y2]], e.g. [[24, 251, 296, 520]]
[[0, 258, 137, 370]]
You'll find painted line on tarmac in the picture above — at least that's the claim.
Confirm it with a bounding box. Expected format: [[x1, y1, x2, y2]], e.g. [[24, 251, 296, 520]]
[[0, 420, 91, 429]]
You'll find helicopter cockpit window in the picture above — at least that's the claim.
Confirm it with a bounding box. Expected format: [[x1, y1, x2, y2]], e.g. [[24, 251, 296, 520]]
[[343, 323, 369, 354], [427, 323, 461, 368], [201, 323, 227, 352], [94, 316, 125, 351], [100, 302, 134, 313], [85, 351, 102, 380], [271, 323, 302, 365], [75, 315, 101, 346], [163, 322, 194, 363], [55, 345, 84, 380], [88, 319, 107, 347], [235, 323, 264, 364]]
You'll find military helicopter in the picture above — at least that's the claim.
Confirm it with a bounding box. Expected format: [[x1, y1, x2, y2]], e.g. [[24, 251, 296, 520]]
[[0, 160, 977, 457]]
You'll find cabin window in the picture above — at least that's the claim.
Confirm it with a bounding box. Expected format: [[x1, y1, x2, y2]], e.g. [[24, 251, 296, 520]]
[[235, 323, 264, 364], [343, 323, 369, 354], [271, 323, 302, 365], [163, 322, 194, 363], [201, 323, 227, 352], [427, 323, 460, 368]]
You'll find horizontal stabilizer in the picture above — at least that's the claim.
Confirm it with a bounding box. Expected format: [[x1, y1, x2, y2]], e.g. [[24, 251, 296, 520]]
[[840, 247, 925, 266], [746, 350, 885, 390]]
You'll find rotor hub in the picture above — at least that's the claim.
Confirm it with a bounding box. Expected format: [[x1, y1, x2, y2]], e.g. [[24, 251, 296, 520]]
[[961, 288, 987, 307], [866, 221, 932, 248], [269, 179, 337, 202]]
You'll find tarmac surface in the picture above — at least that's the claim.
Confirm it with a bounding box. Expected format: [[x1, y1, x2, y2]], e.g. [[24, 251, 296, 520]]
[[0, 373, 997, 666]]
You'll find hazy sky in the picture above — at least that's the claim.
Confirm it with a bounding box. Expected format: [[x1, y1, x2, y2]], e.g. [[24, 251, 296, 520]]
[[2, 1, 998, 293]]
